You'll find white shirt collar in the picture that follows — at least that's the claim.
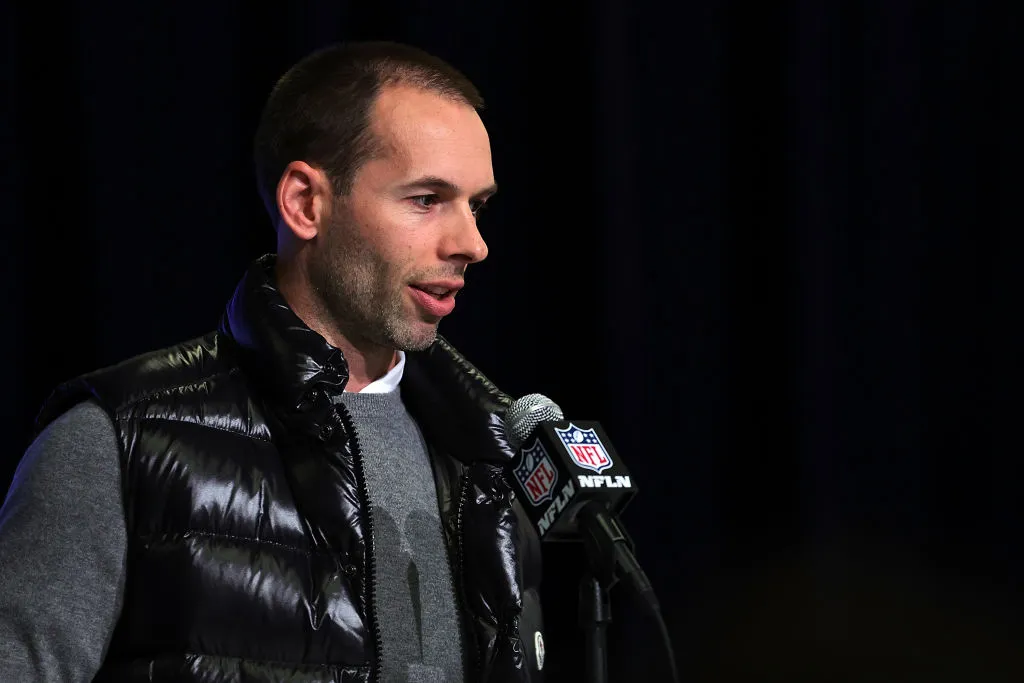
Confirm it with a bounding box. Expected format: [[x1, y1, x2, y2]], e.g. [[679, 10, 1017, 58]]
[[357, 351, 405, 394]]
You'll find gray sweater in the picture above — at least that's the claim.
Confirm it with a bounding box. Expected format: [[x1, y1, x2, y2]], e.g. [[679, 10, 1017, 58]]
[[0, 392, 462, 682]]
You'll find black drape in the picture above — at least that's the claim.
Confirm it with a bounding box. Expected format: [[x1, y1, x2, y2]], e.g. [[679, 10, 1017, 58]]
[[3, 2, 1022, 680]]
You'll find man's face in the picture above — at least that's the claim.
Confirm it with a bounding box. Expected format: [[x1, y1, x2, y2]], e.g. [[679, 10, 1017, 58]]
[[309, 84, 495, 352]]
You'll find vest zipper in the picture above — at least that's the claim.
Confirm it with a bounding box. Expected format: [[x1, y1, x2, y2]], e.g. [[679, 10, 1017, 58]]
[[454, 470, 483, 681], [335, 403, 384, 683]]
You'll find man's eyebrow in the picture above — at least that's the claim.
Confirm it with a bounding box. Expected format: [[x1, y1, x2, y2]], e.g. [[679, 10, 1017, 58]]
[[399, 176, 498, 200]]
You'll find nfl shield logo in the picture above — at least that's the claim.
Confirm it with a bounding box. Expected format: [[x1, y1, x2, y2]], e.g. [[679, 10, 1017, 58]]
[[514, 440, 559, 507], [555, 424, 614, 474]]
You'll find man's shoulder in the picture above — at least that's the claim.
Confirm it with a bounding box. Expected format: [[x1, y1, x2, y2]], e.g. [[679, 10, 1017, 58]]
[[34, 331, 241, 434]]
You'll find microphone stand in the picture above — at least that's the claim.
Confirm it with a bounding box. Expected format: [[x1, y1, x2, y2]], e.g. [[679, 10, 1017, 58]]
[[579, 572, 613, 683], [576, 501, 637, 683]]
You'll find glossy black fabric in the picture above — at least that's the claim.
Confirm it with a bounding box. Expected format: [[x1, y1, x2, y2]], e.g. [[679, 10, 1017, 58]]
[[34, 255, 544, 683]]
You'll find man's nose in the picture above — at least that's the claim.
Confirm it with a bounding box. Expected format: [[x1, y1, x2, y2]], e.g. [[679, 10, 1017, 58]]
[[442, 205, 488, 264]]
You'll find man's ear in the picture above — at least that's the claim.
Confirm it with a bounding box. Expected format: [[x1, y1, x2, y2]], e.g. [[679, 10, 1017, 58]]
[[276, 161, 332, 241]]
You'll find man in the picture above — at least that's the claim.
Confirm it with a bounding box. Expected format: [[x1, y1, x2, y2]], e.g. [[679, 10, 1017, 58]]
[[0, 41, 545, 682]]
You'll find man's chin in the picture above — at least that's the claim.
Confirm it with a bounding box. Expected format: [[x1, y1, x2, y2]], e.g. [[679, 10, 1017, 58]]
[[387, 321, 439, 353]]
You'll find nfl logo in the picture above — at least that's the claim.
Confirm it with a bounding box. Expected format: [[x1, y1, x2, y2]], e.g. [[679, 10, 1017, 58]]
[[514, 440, 559, 507], [555, 424, 614, 474]]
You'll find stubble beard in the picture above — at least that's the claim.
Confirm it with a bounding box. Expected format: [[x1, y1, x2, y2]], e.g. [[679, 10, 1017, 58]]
[[308, 206, 438, 353]]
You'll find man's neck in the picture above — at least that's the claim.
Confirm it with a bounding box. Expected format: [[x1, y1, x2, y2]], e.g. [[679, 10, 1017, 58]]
[[332, 341, 399, 393], [274, 257, 398, 393]]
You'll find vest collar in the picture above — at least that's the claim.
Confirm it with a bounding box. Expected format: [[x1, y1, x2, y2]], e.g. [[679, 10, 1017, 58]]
[[219, 254, 346, 416]]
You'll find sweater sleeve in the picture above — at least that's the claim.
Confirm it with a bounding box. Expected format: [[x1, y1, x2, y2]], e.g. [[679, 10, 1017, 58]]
[[0, 400, 127, 682]]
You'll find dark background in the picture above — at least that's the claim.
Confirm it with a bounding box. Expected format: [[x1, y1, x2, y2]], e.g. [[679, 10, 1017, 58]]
[[3, 2, 1022, 681]]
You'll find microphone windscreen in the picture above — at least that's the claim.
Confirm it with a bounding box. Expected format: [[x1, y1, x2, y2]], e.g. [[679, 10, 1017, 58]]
[[505, 393, 564, 451]]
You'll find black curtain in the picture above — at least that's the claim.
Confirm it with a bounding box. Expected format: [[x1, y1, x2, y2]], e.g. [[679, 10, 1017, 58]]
[[3, 2, 1022, 681]]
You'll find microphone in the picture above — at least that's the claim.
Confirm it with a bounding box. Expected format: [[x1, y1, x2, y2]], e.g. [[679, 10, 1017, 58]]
[[506, 393, 680, 683], [504, 393, 655, 611]]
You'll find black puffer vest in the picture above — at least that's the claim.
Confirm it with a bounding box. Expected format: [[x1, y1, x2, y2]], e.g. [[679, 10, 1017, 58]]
[[34, 255, 545, 682]]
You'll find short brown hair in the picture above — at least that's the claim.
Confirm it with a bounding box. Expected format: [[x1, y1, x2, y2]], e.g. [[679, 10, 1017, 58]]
[[253, 41, 485, 225]]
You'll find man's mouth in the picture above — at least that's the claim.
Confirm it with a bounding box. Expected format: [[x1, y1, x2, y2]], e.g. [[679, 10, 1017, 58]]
[[411, 284, 454, 299], [410, 279, 464, 299], [407, 281, 463, 317]]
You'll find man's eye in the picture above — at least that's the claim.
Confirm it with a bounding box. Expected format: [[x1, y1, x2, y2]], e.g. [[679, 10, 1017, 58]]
[[411, 194, 440, 208], [470, 200, 488, 216]]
